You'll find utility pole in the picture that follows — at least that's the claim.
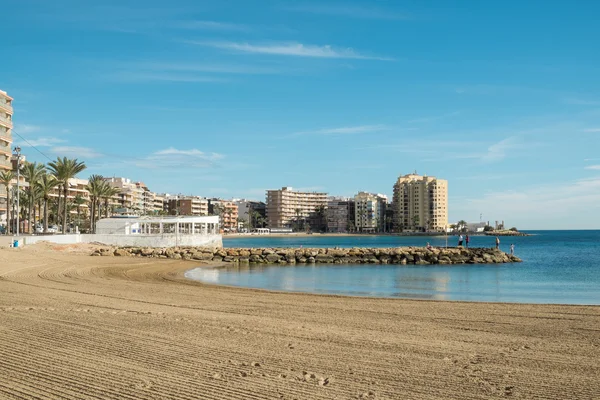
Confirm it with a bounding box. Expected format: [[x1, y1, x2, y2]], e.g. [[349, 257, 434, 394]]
[[13, 146, 21, 237]]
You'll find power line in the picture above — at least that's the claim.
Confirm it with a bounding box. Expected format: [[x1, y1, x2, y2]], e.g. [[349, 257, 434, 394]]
[[11, 130, 54, 162]]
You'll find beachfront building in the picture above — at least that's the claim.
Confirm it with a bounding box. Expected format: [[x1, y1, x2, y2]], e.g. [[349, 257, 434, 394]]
[[104, 177, 144, 214], [354, 192, 387, 233], [234, 199, 266, 231], [165, 195, 209, 216], [326, 197, 355, 233], [0, 90, 14, 226], [208, 199, 238, 232], [152, 193, 165, 214], [266, 187, 328, 230], [392, 173, 448, 232]]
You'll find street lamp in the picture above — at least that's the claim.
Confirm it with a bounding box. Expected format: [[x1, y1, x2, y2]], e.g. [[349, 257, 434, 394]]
[[13, 146, 21, 236]]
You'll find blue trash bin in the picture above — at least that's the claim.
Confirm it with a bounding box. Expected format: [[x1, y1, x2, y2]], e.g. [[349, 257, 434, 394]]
[[13, 240, 19, 248]]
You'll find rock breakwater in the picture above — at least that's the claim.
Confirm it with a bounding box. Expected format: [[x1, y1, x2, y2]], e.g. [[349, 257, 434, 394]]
[[91, 246, 522, 264]]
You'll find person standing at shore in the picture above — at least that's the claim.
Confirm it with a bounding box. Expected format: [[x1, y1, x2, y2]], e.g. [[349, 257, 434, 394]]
[[510, 244, 515, 256], [495, 236, 500, 249], [466, 235, 470, 248], [458, 234, 464, 247]]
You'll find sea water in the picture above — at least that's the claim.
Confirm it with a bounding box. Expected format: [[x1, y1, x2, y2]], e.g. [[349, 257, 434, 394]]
[[185, 231, 600, 304]]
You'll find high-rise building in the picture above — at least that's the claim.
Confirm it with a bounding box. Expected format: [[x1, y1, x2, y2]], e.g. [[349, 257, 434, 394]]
[[165, 195, 208, 216], [354, 192, 387, 233], [392, 173, 448, 231], [326, 196, 354, 233], [208, 199, 238, 232], [0, 90, 14, 224], [266, 187, 328, 229]]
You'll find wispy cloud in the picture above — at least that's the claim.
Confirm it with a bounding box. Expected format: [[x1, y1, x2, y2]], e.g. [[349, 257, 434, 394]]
[[189, 41, 392, 60], [585, 165, 600, 170], [13, 124, 41, 134], [583, 128, 600, 133], [51, 146, 103, 159], [176, 20, 251, 32], [294, 124, 388, 136], [564, 98, 600, 106], [286, 4, 410, 20], [110, 72, 228, 83], [18, 137, 65, 147], [134, 147, 224, 169], [453, 137, 522, 163]]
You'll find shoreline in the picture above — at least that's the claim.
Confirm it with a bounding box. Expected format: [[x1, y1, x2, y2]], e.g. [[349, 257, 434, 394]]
[[1, 243, 598, 399]]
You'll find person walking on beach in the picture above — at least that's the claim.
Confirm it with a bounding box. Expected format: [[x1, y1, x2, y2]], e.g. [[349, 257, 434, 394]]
[[495, 236, 500, 250], [458, 234, 464, 247], [510, 244, 515, 256], [465, 235, 470, 248]]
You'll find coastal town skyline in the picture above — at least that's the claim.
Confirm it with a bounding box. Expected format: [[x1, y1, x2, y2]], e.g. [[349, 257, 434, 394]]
[[2, 1, 600, 229]]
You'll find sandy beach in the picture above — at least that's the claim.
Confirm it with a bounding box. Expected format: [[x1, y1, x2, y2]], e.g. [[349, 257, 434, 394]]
[[1, 244, 599, 399]]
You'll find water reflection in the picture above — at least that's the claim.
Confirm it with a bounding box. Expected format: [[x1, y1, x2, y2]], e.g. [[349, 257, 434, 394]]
[[184, 262, 600, 305]]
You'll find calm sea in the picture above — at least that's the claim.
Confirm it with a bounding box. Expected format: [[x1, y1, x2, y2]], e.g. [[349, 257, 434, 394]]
[[185, 231, 600, 305]]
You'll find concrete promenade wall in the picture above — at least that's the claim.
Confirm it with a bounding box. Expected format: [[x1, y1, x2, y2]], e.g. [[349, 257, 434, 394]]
[[18, 234, 223, 248], [91, 246, 522, 264]]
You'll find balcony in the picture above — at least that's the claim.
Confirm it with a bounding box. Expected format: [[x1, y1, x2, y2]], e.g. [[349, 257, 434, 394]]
[[0, 115, 12, 129], [0, 102, 12, 114]]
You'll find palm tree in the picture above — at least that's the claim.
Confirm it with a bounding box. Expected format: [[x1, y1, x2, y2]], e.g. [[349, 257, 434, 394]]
[[100, 183, 119, 218], [22, 162, 46, 233], [47, 157, 86, 234], [457, 220, 468, 233], [86, 175, 104, 233], [0, 171, 15, 234], [37, 173, 58, 233], [73, 194, 86, 231]]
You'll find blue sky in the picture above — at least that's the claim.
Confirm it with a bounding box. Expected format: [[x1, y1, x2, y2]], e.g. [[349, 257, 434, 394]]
[[3, 0, 600, 229]]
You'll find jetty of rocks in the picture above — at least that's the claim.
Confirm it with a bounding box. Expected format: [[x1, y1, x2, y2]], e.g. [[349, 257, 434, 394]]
[[91, 247, 522, 265]]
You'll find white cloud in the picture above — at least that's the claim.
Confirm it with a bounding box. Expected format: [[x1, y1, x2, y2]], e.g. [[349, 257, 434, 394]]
[[452, 137, 522, 163], [585, 165, 600, 170], [294, 124, 388, 136], [191, 41, 392, 60], [135, 147, 224, 169], [14, 124, 41, 134], [453, 177, 600, 229], [51, 146, 103, 159], [286, 4, 409, 20], [111, 72, 228, 83], [583, 128, 600, 133], [20, 137, 65, 147], [176, 20, 250, 31]]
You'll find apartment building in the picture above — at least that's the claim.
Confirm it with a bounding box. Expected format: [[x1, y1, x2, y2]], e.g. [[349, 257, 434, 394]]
[[266, 187, 328, 230], [153, 193, 165, 214], [354, 192, 388, 233], [104, 177, 145, 214], [233, 199, 266, 229], [326, 197, 355, 233], [165, 195, 208, 216], [0, 90, 14, 223], [135, 182, 156, 214], [208, 199, 238, 232], [392, 173, 448, 231]]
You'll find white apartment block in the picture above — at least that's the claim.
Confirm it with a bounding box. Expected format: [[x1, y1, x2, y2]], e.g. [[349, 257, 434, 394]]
[[354, 192, 387, 233], [266, 187, 327, 229]]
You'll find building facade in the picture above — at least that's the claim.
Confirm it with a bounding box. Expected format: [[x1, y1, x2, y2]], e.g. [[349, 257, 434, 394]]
[[208, 199, 239, 232], [234, 199, 266, 230], [354, 192, 387, 233], [326, 197, 354, 233], [165, 195, 209, 216], [266, 187, 328, 230], [0, 90, 14, 224], [392, 173, 448, 232]]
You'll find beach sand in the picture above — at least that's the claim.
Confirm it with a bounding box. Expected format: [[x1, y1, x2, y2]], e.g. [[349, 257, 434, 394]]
[[1, 244, 598, 399]]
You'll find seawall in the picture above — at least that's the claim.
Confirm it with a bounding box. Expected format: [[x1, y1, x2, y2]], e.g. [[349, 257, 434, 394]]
[[91, 246, 522, 264]]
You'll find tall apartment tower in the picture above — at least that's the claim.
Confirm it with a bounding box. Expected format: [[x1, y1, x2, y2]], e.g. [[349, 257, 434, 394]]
[[392, 173, 448, 231], [266, 187, 327, 229], [354, 192, 387, 233], [0, 90, 14, 222]]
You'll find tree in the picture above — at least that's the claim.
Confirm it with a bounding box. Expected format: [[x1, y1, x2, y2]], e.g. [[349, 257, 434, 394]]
[[48, 157, 87, 234], [22, 162, 46, 233], [0, 171, 15, 234], [314, 204, 327, 232], [411, 215, 420, 230], [457, 220, 468, 233], [73, 194, 86, 231], [100, 183, 119, 218], [483, 225, 494, 232], [86, 175, 104, 233], [36, 173, 58, 234], [509, 227, 518, 232]]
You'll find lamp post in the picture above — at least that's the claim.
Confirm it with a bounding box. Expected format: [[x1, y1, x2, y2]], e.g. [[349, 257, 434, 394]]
[[13, 146, 21, 236], [445, 225, 448, 248]]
